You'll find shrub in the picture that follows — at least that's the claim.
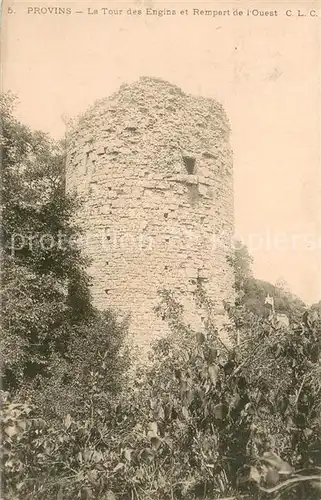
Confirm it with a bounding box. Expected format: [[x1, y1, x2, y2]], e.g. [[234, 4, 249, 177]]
[[1, 310, 131, 500], [3, 290, 320, 500], [27, 310, 131, 420]]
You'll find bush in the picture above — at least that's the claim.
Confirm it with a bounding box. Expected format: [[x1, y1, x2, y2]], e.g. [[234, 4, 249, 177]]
[[227, 241, 306, 320], [2, 310, 131, 500], [2, 290, 321, 500], [27, 310, 131, 420]]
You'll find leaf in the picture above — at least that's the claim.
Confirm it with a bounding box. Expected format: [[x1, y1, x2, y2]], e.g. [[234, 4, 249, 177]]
[[180, 380, 188, 392], [265, 469, 279, 486], [310, 480, 321, 493], [208, 364, 219, 386], [87, 469, 98, 483], [182, 406, 189, 419], [157, 474, 167, 489], [213, 404, 226, 420], [260, 452, 293, 474], [249, 466, 261, 484], [147, 421, 158, 435], [196, 332, 205, 344], [140, 447, 155, 463], [82, 487, 93, 499], [223, 360, 235, 375], [204, 382, 211, 394], [158, 406, 165, 420], [83, 449, 93, 462], [150, 436, 162, 450], [229, 392, 241, 409], [186, 390, 195, 405], [149, 398, 157, 410], [64, 413, 72, 430], [285, 416, 294, 430], [17, 420, 27, 432], [124, 448, 132, 462], [92, 450, 103, 463], [112, 462, 125, 473], [57, 487, 64, 500], [208, 347, 218, 363], [104, 492, 116, 500], [147, 430, 155, 440], [4, 426, 18, 438]]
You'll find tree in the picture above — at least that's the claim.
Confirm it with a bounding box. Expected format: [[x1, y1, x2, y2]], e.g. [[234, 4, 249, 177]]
[[228, 241, 306, 320], [0, 93, 95, 389], [311, 300, 321, 312]]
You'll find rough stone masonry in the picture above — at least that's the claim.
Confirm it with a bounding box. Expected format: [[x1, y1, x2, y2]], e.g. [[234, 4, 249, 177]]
[[66, 77, 235, 350]]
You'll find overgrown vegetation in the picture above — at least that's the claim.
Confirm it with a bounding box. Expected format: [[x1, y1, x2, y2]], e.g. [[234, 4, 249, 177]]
[[227, 243, 306, 320], [1, 95, 320, 499]]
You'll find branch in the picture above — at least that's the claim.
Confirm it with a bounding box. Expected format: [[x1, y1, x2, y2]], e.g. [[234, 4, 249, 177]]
[[216, 497, 239, 500], [294, 375, 307, 405], [259, 475, 321, 494], [216, 497, 252, 500], [228, 343, 270, 380]]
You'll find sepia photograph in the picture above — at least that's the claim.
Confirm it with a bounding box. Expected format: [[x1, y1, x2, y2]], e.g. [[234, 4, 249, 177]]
[[1, 1, 321, 498]]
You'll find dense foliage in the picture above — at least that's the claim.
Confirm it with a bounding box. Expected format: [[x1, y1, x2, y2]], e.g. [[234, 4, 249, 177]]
[[228, 242, 306, 320], [2, 289, 321, 499], [1, 93, 98, 390]]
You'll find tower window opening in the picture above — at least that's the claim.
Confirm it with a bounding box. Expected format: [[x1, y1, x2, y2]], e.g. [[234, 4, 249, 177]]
[[164, 212, 168, 219], [183, 155, 196, 174]]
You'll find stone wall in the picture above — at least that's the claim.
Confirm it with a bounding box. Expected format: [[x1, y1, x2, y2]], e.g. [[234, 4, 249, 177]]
[[66, 77, 234, 350]]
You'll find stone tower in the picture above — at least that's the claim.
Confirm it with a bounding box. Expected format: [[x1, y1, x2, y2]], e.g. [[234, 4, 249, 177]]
[[66, 77, 234, 350]]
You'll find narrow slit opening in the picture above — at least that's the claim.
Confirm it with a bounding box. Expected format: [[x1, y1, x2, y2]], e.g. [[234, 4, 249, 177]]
[[183, 155, 196, 174]]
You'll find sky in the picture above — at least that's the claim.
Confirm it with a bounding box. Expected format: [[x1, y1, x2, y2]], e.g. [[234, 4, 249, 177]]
[[2, 0, 321, 303]]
